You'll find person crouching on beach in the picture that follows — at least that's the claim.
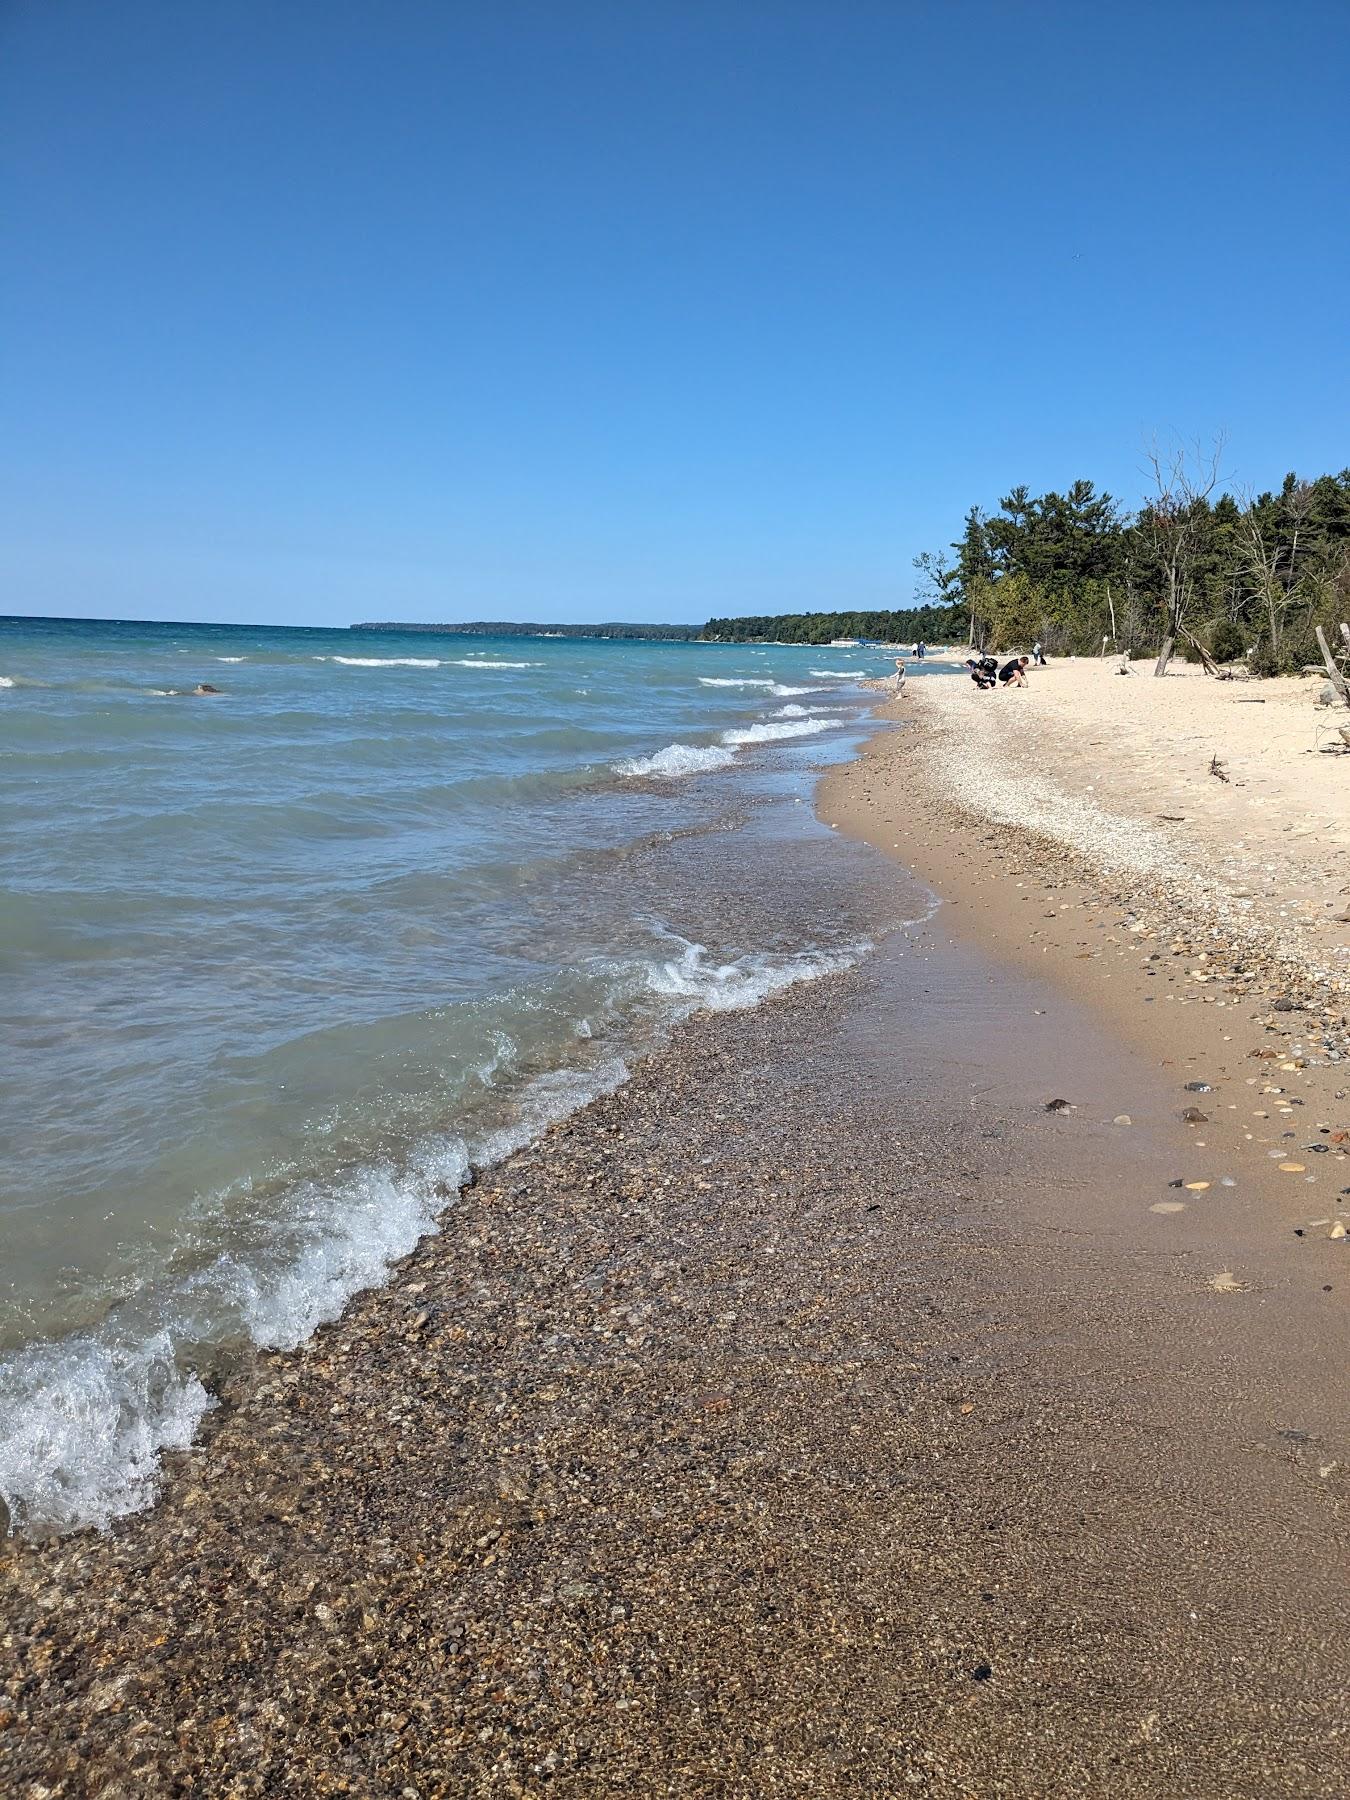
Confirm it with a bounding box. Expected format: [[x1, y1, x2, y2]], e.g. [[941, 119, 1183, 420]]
[[999, 655, 1030, 688], [965, 655, 997, 690]]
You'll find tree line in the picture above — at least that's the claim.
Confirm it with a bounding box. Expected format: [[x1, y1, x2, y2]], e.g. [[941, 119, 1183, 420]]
[[700, 602, 963, 645], [912, 453, 1350, 672]]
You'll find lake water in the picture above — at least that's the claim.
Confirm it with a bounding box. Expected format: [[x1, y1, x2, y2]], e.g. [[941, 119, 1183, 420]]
[[0, 616, 942, 1532]]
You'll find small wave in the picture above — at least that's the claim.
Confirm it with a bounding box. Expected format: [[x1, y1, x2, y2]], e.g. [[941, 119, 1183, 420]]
[[0, 1331, 213, 1538], [448, 659, 539, 670], [641, 935, 867, 1014], [615, 742, 736, 778], [322, 656, 443, 668], [809, 669, 861, 679], [0, 675, 15, 688], [721, 716, 837, 746], [697, 677, 819, 697], [771, 702, 832, 718], [215, 656, 247, 663], [0, 1048, 631, 1536]]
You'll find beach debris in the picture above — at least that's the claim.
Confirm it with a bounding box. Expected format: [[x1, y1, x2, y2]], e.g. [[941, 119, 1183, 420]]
[[1208, 754, 1229, 782], [1044, 1097, 1075, 1113], [1184, 1180, 1211, 1191], [971, 1662, 993, 1682], [1113, 1113, 1133, 1125], [1181, 1107, 1209, 1124], [1184, 1082, 1213, 1093], [1331, 1222, 1347, 1240], [1209, 1271, 1249, 1293]]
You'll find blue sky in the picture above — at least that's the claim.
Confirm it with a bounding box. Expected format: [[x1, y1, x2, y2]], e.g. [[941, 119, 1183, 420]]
[[3, 1, 1347, 626]]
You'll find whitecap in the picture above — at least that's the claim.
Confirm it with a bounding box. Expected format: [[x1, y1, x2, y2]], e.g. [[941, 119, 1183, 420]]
[[448, 659, 539, 670], [215, 656, 247, 663], [720, 717, 838, 747], [0, 676, 14, 688], [615, 743, 737, 778], [809, 669, 861, 679], [697, 677, 778, 689], [325, 655, 443, 668]]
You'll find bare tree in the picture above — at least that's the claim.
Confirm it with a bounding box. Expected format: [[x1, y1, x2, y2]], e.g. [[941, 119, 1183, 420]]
[[1142, 435, 1226, 675], [1237, 488, 1294, 663], [910, 548, 953, 603]]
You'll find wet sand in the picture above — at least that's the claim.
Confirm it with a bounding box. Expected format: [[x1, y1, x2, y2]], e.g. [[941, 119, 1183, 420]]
[[4, 725, 1350, 1794]]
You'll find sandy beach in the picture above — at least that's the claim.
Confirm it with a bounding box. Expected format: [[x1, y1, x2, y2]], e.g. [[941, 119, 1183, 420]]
[[5, 664, 1350, 1797]]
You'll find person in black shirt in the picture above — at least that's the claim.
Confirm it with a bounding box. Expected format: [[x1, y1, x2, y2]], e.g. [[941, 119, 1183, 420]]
[[964, 655, 998, 689], [999, 655, 1030, 687]]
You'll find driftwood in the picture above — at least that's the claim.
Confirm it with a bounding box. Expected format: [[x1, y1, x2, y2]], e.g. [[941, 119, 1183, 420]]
[[1314, 625, 1350, 707], [1178, 624, 1230, 678]]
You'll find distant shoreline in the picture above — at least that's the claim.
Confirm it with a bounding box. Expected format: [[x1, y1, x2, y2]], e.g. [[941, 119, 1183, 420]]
[[349, 620, 706, 641]]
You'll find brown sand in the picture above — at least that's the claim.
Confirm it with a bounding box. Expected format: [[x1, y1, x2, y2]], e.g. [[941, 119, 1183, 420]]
[[4, 677, 1349, 1796]]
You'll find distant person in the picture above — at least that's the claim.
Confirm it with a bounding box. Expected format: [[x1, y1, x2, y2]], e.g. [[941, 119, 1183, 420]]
[[999, 655, 1030, 688], [893, 656, 908, 693], [965, 655, 998, 690], [1031, 640, 1047, 666], [917, 640, 926, 659]]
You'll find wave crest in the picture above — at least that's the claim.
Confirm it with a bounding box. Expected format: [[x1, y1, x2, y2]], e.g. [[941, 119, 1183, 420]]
[[615, 743, 736, 778]]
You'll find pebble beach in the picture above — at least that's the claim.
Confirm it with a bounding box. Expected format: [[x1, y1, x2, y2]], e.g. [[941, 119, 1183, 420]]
[[5, 669, 1350, 1797]]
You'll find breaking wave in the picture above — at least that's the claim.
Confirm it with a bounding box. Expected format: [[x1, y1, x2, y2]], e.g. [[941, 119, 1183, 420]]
[[615, 743, 737, 778], [721, 716, 837, 746]]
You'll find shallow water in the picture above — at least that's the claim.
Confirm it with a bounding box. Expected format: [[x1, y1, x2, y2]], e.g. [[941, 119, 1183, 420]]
[[0, 616, 943, 1531]]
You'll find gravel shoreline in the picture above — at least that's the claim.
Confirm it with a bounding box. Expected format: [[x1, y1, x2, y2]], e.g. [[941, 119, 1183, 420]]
[[5, 712, 1350, 1796]]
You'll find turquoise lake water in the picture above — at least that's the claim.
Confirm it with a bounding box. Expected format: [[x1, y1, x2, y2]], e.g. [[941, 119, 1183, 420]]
[[0, 616, 942, 1531]]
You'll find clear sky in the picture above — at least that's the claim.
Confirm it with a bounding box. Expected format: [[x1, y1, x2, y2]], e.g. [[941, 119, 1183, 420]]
[[3, 1, 1347, 626]]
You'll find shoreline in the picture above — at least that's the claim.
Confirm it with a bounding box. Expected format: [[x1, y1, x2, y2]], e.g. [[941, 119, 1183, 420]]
[[4, 689, 1350, 1794]]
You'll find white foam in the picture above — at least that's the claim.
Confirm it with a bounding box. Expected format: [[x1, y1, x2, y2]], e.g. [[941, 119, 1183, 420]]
[[771, 702, 832, 718], [809, 669, 861, 679], [0, 675, 15, 688], [215, 656, 247, 663], [0, 1048, 642, 1537], [615, 742, 737, 778], [697, 677, 820, 697], [448, 659, 538, 670], [322, 655, 443, 668], [0, 1330, 212, 1536], [720, 717, 837, 746], [642, 936, 867, 1014], [222, 1139, 471, 1353]]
